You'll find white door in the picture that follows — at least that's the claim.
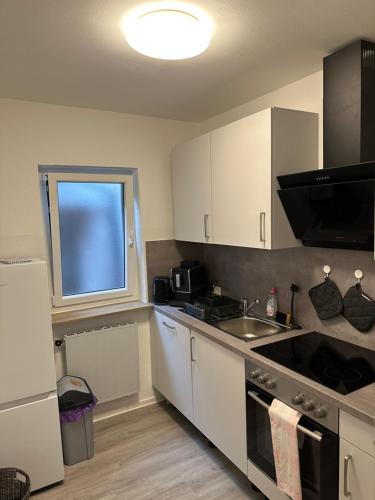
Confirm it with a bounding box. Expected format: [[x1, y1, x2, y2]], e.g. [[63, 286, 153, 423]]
[[211, 109, 272, 248], [0, 261, 56, 405], [339, 438, 375, 500], [172, 133, 212, 243], [153, 312, 194, 422], [0, 394, 64, 491], [191, 330, 247, 474]]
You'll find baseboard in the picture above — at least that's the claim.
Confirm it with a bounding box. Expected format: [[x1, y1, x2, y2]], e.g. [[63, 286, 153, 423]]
[[93, 395, 161, 423]]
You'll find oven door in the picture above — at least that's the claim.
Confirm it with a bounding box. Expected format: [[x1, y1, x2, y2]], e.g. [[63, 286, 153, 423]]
[[246, 381, 338, 500]]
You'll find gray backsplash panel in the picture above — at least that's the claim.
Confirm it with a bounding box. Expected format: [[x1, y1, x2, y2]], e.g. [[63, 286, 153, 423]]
[[146, 240, 204, 297], [146, 240, 375, 349]]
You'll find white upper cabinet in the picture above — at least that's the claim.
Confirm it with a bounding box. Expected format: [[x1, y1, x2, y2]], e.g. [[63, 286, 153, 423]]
[[172, 133, 212, 243], [172, 107, 318, 249], [211, 109, 272, 248]]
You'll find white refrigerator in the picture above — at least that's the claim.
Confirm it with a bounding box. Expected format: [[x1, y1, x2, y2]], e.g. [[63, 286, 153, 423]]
[[0, 259, 64, 491]]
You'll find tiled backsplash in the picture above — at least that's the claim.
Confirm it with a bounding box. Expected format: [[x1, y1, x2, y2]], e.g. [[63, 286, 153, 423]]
[[146, 240, 375, 349]]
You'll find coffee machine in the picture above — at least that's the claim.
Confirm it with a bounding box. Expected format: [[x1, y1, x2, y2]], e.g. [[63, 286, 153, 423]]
[[170, 260, 207, 304]]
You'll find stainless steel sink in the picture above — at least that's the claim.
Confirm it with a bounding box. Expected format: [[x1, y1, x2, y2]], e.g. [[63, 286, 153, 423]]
[[213, 315, 288, 341]]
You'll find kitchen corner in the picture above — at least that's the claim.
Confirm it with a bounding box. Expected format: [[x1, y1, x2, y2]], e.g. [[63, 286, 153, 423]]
[[153, 304, 375, 426]]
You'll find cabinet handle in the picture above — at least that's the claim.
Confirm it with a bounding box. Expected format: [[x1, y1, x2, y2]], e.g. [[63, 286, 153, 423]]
[[204, 214, 209, 240], [190, 336, 196, 362], [343, 454, 352, 497], [162, 321, 176, 332], [259, 212, 266, 243]]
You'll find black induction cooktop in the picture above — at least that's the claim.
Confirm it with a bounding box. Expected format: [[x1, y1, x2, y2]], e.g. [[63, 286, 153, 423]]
[[253, 332, 375, 395]]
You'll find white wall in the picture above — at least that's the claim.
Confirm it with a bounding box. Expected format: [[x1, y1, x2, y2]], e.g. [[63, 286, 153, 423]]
[[0, 73, 323, 258], [0, 97, 200, 418], [200, 71, 323, 165], [0, 98, 200, 258]]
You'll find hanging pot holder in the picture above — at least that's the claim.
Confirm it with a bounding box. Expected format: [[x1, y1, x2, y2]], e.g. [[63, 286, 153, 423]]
[[343, 284, 375, 332], [309, 277, 343, 320]]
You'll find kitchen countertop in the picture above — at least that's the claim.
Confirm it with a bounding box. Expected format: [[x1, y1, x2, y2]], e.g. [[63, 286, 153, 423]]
[[154, 304, 375, 427]]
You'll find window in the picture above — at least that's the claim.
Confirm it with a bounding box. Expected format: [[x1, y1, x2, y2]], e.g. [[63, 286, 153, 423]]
[[44, 172, 139, 307]]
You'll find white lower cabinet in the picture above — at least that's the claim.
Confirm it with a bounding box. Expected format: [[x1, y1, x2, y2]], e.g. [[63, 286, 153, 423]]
[[339, 411, 375, 500], [191, 330, 247, 474], [339, 438, 375, 500], [151, 311, 194, 422], [151, 312, 247, 475]]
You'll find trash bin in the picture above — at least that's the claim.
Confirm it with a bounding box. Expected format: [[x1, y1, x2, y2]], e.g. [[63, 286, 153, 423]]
[[0, 468, 30, 500], [57, 376, 97, 466]]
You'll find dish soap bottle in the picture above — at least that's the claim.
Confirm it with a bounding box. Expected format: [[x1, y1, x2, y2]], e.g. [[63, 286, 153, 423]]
[[266, 288, 278, 319]]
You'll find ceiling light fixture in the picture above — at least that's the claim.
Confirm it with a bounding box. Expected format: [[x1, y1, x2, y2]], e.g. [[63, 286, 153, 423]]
[[122, 2, 213, 60]]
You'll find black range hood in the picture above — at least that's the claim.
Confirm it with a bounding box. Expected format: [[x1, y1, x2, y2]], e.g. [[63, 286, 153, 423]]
[[278, 162, 375, 250], [323, 40, 375, 169], [278, 40, 375, 251]]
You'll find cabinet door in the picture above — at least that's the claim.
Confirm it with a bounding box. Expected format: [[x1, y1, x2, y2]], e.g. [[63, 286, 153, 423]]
[[0, 262, 57, 405], [152, 312, 194, 421], [0, 394, 64, 491], [191, 331, 247, 473], [211, 109, 272, 248], [172, 133, 212, 243], [339, 439, 375, 500]]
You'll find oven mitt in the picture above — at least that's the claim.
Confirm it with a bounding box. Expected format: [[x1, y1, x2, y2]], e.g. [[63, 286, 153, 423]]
[[308, 278, 343, 320], [343, 284, 375, 332]]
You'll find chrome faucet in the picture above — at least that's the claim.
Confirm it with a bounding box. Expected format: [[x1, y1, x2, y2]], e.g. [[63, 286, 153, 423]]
[[240, 298, 260, 317]]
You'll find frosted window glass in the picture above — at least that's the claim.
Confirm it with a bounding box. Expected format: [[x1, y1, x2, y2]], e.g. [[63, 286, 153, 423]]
[[57, 182, 126, 296]]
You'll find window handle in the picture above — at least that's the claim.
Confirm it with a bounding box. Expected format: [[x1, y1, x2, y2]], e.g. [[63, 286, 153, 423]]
[[128, 232, 134, 247]]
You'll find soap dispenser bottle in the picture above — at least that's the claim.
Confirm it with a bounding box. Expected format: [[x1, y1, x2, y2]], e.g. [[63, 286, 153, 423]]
[[266, 288, 278, 319]]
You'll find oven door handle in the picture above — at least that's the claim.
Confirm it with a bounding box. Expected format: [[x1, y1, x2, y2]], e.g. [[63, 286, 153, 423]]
[[247, 391, 323, 443]]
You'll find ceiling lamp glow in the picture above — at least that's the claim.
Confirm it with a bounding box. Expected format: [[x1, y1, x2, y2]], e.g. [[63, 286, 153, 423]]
[[123, 3, 213, 60]]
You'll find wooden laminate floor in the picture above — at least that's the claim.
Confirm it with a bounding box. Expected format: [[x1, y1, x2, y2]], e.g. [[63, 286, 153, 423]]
[[34, 402, 264, 500]]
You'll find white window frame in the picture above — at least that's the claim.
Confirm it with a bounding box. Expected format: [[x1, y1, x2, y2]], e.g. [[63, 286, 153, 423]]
[[47, 172, 139, 307]]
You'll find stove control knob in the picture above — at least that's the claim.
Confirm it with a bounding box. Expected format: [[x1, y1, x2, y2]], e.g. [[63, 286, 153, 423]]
[[302, 399, 315, 412], [249, 369, 262, 379], [265, 379, 277, 390], [313, 406, 327, 418], [291, 393, 305, 405], [258, 373, 270, 384]]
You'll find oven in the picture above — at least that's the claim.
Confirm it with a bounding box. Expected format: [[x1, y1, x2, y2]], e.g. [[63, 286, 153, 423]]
[[246, 380, 339, 500]]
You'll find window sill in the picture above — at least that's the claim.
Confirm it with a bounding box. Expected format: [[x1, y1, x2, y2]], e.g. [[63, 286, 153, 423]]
[[51, 300, 152, 325]]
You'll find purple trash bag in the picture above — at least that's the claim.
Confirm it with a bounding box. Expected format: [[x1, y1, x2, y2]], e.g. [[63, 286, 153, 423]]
[[60, 397, 97, 423]]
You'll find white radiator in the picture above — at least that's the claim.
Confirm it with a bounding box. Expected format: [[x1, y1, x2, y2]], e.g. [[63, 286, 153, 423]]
[[65, 323, 139, 404]]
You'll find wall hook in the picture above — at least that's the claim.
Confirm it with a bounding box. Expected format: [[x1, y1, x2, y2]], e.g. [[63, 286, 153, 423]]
[[323, 265, 331, 278], [354, 269, 364, 284]]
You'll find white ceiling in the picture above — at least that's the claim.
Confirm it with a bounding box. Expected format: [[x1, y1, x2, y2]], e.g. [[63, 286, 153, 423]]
[[1, 0, 375, 122]]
